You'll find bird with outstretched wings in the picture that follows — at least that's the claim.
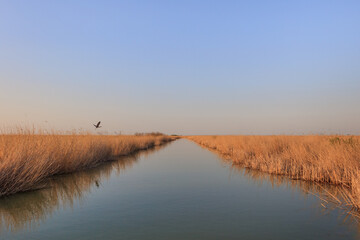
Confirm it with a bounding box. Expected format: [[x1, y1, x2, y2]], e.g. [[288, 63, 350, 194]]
[[93, 121, 102, 129]]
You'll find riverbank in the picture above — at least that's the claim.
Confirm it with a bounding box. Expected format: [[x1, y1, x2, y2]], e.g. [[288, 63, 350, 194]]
[[0, 131, 175, 197], [187, 135, 360, 209]]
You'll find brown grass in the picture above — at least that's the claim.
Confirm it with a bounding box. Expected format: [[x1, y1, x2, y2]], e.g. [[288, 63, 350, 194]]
[[0, 129, 175, 197], [187, 135, 360, 209], [0, 142, 170, 233]]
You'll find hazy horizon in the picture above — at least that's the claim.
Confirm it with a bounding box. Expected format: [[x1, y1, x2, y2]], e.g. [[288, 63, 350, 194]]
[[1, 1, 359, 135]]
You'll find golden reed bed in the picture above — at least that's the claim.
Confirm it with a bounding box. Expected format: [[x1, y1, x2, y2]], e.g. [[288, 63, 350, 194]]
[[0, 144, 169, 233], [187, 135, 360, 210], [0, 131, 174, 197]]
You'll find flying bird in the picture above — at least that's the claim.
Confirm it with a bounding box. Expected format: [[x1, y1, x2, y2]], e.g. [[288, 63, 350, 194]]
[[93, 121, 102, 129]]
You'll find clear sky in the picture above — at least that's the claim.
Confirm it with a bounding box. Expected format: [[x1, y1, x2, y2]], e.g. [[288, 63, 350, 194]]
[[1, 0, 359, 135]]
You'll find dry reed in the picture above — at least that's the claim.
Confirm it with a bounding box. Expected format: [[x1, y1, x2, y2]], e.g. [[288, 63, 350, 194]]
[[0, 129, 174, 197], [187, 135, 360, 209], [0, 143, 171, 233]]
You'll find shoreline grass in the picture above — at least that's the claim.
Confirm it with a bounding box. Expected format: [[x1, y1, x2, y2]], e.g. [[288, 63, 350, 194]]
[[0, 142, 171, 233], [0, 130, 175, 197], [186, 135, 360, 210]]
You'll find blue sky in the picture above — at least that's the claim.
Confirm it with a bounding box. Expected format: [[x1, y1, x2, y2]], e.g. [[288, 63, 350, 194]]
[[1, 0, 359, 134]]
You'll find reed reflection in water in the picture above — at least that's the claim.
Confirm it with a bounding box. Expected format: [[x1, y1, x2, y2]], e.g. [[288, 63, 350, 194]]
[[1, 139, 358, 240], [0, 143, 171, 233], [215, 149, 360, 230]]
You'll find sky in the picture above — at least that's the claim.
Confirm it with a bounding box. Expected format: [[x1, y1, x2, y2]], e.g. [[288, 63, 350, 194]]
[[0, 0, 359, 135]]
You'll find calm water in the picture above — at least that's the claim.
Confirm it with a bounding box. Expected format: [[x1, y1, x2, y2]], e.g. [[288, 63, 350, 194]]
[[0, 139, 359, 239]]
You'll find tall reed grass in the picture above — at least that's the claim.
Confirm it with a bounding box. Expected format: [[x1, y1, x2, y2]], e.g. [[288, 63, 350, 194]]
[[0, 142, 170, 233], [0, 129, 174, 197], [187, 135, 360, 209]]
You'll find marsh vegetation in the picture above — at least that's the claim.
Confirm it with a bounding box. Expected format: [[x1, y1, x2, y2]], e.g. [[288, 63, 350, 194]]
[[0, 129, 174, 197], [2, 139, 358, 239], [187, 135, 360, 212], [0, 143, 170, 233]]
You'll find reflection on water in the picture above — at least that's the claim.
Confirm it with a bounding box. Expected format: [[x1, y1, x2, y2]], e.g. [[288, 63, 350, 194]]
[[0, 143, 170, 233], [1, 139, 359, 239], [213, 148, 360, 228]]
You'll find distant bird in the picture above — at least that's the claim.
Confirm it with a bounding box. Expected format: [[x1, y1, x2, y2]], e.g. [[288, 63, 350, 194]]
[[93, 121, 102, 129]]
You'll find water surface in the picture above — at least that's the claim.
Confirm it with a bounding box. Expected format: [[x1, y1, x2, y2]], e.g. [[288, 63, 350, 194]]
[[0, 139, 358, 239]]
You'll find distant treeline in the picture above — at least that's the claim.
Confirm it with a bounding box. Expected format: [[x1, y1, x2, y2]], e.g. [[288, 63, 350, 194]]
[[134, 132, 166, 136]]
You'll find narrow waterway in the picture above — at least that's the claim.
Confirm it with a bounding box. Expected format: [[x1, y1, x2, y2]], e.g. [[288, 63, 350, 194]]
[[0, 139, 358, 239]]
